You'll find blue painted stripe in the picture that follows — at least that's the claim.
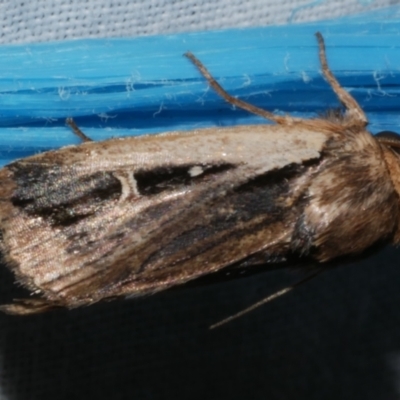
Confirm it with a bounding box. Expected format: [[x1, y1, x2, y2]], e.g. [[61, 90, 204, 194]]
[[0, 6, 399, 165]]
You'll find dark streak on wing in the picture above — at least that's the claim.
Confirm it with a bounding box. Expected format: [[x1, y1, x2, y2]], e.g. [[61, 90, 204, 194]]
[[135, 163, 236, 195], [9, 163, 122, 226], [135, 162, 314, 273]]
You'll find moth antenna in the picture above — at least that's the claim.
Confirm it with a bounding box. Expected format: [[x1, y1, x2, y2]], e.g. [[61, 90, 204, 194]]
[[66, 118, 93, 142], [375, 132, 400, 150], [377, 137, 400, 150], [315, 32, 367, 127], [209, 270, 321, 330], [184, 51, 296, 125]]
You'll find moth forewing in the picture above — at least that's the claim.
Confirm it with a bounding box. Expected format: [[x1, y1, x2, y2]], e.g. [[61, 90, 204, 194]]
[[0, 124, 330, 305], [1, 32, 400, 316]]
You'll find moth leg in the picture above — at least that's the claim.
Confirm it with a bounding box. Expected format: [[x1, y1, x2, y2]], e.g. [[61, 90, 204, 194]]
[[184, 52, 293, 125], [315, 32, 367, 127], [66, 118, 93, 142], [210, 271, 321, 329]]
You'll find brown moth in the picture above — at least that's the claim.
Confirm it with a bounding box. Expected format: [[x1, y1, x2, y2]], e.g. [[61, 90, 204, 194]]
[[0, 33, 399, 315]]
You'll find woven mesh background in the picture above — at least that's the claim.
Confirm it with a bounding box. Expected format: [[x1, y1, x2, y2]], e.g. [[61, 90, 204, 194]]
[[0, 0, 394, 44], [0, 1, 399, 400]]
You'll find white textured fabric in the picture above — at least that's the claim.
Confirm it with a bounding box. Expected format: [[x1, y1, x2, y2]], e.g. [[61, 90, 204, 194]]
[[0, 0, 393, 44]]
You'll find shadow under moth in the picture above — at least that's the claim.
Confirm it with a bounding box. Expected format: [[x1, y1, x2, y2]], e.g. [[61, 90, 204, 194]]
[[0, 33, 399, 317]]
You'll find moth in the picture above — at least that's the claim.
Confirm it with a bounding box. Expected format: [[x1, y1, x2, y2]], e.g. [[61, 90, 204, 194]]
[[0, 33, 399, 315]]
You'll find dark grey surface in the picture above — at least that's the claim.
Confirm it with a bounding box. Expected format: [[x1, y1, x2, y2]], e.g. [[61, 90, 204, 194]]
[[1, 246, 400, 400]]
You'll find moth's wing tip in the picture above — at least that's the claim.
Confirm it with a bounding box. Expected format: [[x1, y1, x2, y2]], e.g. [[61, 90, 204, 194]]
[[0, 298, 60, 315]]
